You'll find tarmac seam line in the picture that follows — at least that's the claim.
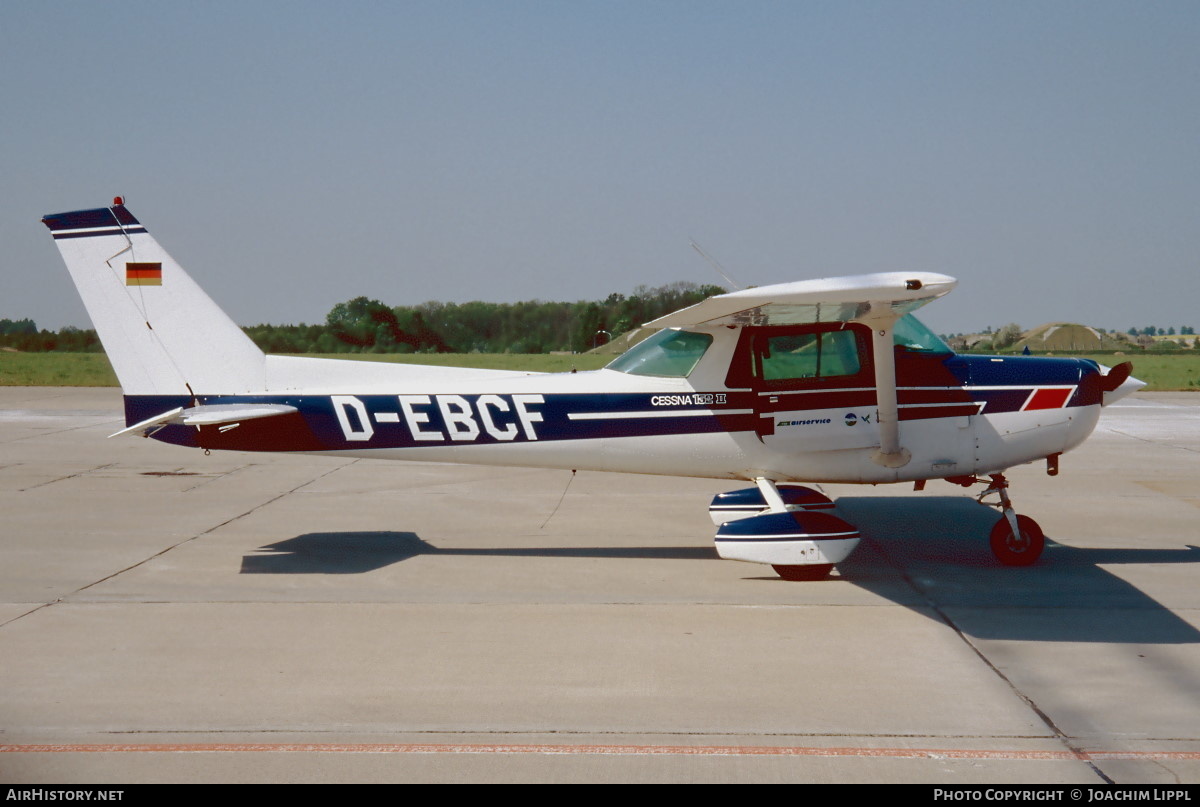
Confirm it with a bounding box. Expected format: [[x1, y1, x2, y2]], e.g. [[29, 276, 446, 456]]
[[862, 535, 1116, 785], [0, 459, 357, 626], [0, 417, 123, 445], [19, 462, 116, 491], [1103, 427, 1200, 455]]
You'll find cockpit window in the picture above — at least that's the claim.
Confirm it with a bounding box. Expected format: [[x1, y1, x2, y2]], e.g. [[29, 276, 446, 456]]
[[893, 314, 953, 354], [606, 329, 713, 377]]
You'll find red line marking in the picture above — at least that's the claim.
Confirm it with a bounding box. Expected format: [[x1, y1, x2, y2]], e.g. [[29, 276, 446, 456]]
[[2, 744, 1199, 760]]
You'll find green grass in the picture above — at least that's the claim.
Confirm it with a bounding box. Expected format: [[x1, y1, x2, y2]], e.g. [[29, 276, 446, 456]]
[[3, 350, 1198, 390], [0, 352, 120, 386], [0, 352, 611, 387], [1074, 353, 1200, 391]]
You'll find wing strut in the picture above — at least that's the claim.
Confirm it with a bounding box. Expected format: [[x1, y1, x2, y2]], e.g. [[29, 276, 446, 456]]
[[864, 307, 911, 468], [755, 477, 789, 513]]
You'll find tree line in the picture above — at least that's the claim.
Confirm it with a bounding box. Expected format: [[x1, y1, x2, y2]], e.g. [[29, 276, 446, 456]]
[[1129, 326, 1195, 336], [0, 319, 102, 352], [1, 282, 725, 355]]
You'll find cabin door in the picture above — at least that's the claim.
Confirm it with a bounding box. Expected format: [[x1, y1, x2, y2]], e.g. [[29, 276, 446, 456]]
[[743, 325, 882, 454]]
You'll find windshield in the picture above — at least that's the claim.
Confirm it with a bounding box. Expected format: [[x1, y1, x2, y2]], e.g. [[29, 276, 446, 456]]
[[606, 329, 713, 377], [893, 314, 953, 354]]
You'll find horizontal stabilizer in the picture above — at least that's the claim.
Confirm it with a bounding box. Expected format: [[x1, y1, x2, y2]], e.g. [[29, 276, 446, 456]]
[[110, 404, 298, 438]]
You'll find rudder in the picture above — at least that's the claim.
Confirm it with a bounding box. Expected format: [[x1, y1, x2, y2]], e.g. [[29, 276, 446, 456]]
[[42, 199, 265, 396]]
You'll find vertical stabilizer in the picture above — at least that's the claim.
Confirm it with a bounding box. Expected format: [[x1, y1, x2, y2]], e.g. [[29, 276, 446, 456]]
[[42, 200, 265, 395]]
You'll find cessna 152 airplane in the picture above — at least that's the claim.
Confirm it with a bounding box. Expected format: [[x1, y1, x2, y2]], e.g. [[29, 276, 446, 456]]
[[43, 199, 1144, 580]]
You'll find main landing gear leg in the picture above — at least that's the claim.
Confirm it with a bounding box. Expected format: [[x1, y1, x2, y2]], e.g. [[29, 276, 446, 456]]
[[757, 478, 835, 581], [978, 473, 1045, 566]]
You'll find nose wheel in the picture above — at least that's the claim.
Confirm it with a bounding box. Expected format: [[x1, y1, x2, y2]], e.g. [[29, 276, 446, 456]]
[[989, 513, 1044, 566], [978, 473, 1045, 566]]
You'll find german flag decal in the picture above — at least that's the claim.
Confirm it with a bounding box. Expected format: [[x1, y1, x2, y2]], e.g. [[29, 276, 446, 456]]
[[126, 262, 162, 286]]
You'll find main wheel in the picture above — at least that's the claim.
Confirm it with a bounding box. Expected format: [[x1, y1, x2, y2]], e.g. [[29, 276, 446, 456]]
[[989, 514, 1044, 566], [772, 564, 834, 581]]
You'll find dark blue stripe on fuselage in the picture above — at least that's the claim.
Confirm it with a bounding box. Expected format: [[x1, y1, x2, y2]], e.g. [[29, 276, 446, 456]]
[[51, 226, 147, 240], [960, 355, 1102, 409], [123, 356, 1103, 453], [971, 388, 1033, 413], [126, 392, 755, 452], [42, 205, 142, 232], [962, 355, 1084, 387]]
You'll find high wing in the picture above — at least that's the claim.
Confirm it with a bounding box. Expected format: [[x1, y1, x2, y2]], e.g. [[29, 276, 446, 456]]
[[644, 272, 957, 329], [645, 271, 957, 468]]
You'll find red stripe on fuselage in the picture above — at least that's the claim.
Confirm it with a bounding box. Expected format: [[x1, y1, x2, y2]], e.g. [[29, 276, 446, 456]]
[[1023, 388, 1073, 411]]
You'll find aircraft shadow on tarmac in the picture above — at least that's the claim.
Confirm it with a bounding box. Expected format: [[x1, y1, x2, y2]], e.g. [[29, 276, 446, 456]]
[[834, 496, 1200, 645], [240, 533, 714, 575], [240, 496, 1199, 645]]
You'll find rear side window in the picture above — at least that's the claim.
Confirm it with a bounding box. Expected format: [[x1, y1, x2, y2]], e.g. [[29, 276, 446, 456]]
[[757, 329, 861, 381], [725, 323, 871, 389]]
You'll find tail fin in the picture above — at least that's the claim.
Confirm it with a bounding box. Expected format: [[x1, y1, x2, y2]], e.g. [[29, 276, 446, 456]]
[[42, 200, 265, 396]]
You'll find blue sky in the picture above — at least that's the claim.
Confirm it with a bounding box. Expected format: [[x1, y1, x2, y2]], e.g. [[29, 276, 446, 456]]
[[3, 1, 1198, 335]]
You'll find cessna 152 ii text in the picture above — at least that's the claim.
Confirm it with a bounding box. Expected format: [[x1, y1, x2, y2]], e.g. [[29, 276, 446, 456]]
[[43, 199, 1144, 580]]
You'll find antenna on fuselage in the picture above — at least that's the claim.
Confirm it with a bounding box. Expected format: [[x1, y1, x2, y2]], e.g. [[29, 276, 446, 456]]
[[689, 239, 744, 291]]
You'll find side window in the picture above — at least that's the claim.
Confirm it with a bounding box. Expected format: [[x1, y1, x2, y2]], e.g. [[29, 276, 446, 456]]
[[606, 329, 713, 378], [753, 327, 866, 386]]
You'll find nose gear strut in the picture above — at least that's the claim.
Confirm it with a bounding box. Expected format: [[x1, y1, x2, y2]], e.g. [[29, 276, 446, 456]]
[[977, 473, 1046, 566]]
